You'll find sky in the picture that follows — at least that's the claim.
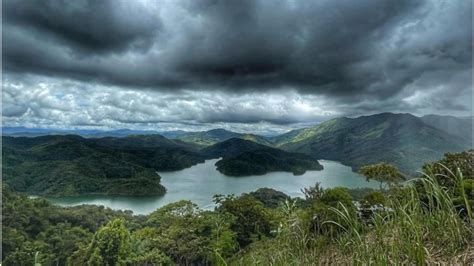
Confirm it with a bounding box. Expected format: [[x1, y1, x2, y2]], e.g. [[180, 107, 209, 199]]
[[2, 0, 472, 134]]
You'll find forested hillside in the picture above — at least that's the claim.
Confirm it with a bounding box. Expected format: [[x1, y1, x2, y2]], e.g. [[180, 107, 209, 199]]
[[2, 135, 205, 196], [274, 113, 471, 174]]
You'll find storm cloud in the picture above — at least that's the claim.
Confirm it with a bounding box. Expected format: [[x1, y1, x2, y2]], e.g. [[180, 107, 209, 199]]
[[2, 0, 472, 131]]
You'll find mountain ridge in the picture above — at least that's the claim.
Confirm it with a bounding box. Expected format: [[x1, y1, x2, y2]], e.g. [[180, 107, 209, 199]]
[[274, 113, 471, 174]]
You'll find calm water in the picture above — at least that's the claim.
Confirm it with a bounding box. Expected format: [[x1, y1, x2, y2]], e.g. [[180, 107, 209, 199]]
[[47, 159, 378, 214]]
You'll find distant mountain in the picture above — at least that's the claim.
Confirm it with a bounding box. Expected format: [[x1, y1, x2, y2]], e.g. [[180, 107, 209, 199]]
[[91, 134, 201, 151], [176, 129, 242, 146], [2, 127, 162, 138], [175, 128, 273, 146], [159, 130, 190, 139], [3, 127, 275, 147], [2, 135, 205, 196], [204, 138, 323, 176], [274, 113, 471, 175]]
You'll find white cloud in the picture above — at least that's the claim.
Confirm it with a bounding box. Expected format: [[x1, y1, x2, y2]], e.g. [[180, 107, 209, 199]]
[[2, 75, 340, 134]]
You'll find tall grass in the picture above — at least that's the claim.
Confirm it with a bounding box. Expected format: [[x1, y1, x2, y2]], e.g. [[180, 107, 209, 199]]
[[231, 165, 472, 265], [330, 165, 472, 264]]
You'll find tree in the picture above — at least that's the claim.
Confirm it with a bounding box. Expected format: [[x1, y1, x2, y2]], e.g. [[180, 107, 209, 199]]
[[79, 219, 131, 266], [248, 188, 290, 208], [319, 187, 353, 208], [422, 150, 473, 187], [214, 194, 273, 247], [359, 163, 404, 189], [37, 224, 92, 265], [146, 201, 222, 265]]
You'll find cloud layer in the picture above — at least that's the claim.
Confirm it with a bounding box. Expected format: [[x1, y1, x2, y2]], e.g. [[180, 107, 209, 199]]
[[2, 0, 472, 131]]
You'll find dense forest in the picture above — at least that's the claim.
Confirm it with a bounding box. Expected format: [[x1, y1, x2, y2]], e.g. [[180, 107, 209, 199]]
[[2, 135, 204, 196], [3, 150, 472, 265]]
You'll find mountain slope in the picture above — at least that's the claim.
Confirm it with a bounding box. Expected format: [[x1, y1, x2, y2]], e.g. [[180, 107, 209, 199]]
[[202, 138, 268, 158], [421, 115, 472, 143], [275, 113, 470, 175], [2, 135, 205, 196]]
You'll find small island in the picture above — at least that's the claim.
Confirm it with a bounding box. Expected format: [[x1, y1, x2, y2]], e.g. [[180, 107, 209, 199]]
[[215, 148, 323, 176]]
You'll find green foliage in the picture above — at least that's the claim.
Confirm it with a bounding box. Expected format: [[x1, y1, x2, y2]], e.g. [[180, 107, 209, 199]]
[[2, 186, 136, 265], [361, 191, 386, 207], [3, 240, 55, 266], [419, 150, 473, 217], [345, 187, 377, 201], [2, 135, 207, 196], [215, 148, 323, 176], [204, 138, 323, 176], [146, 201, 238, 265], [359, 162, 404, 189], [214, 194, 273, 247], [85, 219, 131, 266], [301, 182, 325, 202], [310, 187, 355, 237], [248, 187, 290, 208], [422, 150, 473, 186], [319, 187, 353, 208], [330, 171, 472, 264]]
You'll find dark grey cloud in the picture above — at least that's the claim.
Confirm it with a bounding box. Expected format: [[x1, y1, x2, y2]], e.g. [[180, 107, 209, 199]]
[[3, 0, 161, 53], [4, 0, 470, 94], [2, 0, 472, 130]]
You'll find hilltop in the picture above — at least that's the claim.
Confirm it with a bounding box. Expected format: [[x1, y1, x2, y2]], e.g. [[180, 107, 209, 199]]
[[205, 138, 323, 176]]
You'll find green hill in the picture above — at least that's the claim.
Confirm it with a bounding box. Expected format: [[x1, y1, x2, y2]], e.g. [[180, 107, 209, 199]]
[[204, 138, 323, 176], [2, 135, 205, 196], [274, 113, 471, 175], [202, 138, 268, 158]]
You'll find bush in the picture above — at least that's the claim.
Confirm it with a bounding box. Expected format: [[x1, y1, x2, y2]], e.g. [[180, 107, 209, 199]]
[[361, 191, 386, 207]]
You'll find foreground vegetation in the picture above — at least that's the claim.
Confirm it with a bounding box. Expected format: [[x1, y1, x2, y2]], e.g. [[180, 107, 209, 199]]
[[2, 151, 473, 265]]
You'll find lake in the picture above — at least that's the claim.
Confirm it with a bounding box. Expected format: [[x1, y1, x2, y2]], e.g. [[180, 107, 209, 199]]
[[47, 159, 378, 215]]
